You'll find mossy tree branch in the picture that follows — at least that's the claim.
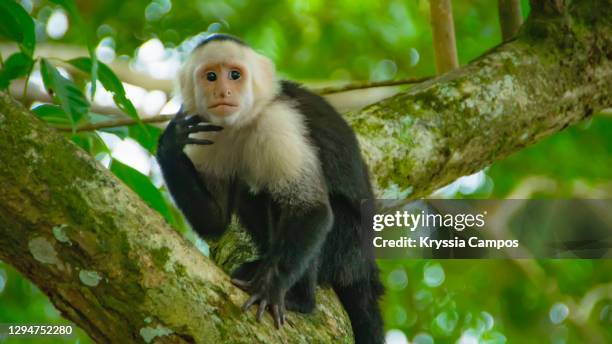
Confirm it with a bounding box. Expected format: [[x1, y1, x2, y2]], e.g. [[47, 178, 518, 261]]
[[0, 0, 610, 343], [351, 0, 611, 199]]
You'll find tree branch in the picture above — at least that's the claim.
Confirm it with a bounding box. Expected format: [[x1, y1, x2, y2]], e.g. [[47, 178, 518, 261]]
[[497, 0, 523, 41], [429, 0, 459, 73], [313, 77, 433, 94], [351, 0, 611, 198], [55, 114, 175, 132]]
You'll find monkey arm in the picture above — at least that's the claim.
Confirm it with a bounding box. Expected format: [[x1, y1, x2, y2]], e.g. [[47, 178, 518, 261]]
[[156, 115, 229, 238]]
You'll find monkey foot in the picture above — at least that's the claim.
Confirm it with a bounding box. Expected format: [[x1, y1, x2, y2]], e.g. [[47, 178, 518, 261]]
[[232, 274, 287, 329]]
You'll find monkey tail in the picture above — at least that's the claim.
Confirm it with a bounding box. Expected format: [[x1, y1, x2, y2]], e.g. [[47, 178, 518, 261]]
[[333, 270, 385, 344]]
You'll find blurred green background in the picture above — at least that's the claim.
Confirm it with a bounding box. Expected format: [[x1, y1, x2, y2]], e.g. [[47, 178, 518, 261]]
[[1, 0, 611, 343]]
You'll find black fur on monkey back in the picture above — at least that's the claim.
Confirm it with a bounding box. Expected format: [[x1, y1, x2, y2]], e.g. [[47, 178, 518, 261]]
[[279, 80, 374, 210], [279, 80, 377, 279], [280, 80, 385, 343]]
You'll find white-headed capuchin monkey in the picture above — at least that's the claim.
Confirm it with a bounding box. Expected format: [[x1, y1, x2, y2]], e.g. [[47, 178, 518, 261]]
[[156, 34, 384, 343]]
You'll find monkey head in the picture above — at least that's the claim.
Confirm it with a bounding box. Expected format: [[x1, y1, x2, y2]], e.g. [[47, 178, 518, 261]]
[[179, 35, 279, 127]]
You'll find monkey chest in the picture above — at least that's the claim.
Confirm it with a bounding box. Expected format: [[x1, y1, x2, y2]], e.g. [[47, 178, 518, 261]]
[[185, 137, 306, 194]]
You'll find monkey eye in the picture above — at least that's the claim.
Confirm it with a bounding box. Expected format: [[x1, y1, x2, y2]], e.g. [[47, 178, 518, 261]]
[[206, 72, 217, 81], [229, 70, 241, 80]]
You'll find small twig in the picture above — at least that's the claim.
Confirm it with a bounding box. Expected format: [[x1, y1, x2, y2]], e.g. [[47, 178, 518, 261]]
[[497, 0, 523, 41], [22, 58, 36, 102], [55, 114, 175, 132], [573, 283, 612, 324], [315, 76, 432, 95]]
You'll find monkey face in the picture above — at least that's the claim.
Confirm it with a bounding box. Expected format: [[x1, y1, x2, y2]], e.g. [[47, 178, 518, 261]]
[[196, 62, 247, 118]]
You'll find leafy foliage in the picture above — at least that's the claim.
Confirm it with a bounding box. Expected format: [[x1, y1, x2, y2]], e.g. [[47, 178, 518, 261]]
[[32, 103, 71, 125], [50, 0, 99, 96], [110, 159, 175, 225], [68, 57, 138, 119], [40, 58, 90, 128], [0, 52, 32, 89], [0, 0, 35, 56]]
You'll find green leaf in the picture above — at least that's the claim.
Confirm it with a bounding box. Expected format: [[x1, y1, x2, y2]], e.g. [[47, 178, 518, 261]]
[[50, 0, 98, 97], [68, 58, 139, 120], [110, 159, 174, 224], [88, 113, 129, 139], [32, 104, 71, 125], [0, 8, 22, 42], [0, 1, 35, 57], [40, 58, 90, 130], [0, 52, 33, 89], [70, 132, 110, 156], [128, 124, 162, 154], [99, 126, 130, 139]]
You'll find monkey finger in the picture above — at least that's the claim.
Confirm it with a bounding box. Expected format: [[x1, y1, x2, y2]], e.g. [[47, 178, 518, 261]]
[[272, 304, 284, 329], [241, 294, 260, 311], [231, 278, 250, 290], [184, 124, 223, 134], [178, 115, 202, 126], [184, 138, 214, 145], [280, 301, 286, 325], [256, 300, 267, 322]]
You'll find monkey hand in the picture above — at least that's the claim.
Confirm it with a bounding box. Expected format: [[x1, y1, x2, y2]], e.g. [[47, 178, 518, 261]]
[[158, 114, 223, 154], [231, 264, 287, 329]]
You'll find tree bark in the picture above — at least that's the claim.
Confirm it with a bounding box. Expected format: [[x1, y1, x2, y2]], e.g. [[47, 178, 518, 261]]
[[0, 0, 610, 343]]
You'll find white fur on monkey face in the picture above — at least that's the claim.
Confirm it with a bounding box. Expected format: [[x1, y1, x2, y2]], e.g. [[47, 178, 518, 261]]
[[196, 75, 255, 127], [179, 40, 279, 129]]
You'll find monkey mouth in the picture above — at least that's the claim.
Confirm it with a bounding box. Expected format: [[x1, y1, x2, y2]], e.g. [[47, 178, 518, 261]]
[[209, 103, 238, 109]]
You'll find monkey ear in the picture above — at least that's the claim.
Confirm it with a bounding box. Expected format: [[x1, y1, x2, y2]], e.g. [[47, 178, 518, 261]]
[[251, 53, 279, 101], [178, 58, 196, 114]]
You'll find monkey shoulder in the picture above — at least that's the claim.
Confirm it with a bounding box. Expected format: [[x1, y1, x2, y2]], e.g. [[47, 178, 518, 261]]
[[248, 98, 328, 206], [280, 80, 374, 204]]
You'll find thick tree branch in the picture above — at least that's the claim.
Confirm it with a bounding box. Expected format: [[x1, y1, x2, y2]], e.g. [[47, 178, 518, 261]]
[[0, 1, 610, 343]]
